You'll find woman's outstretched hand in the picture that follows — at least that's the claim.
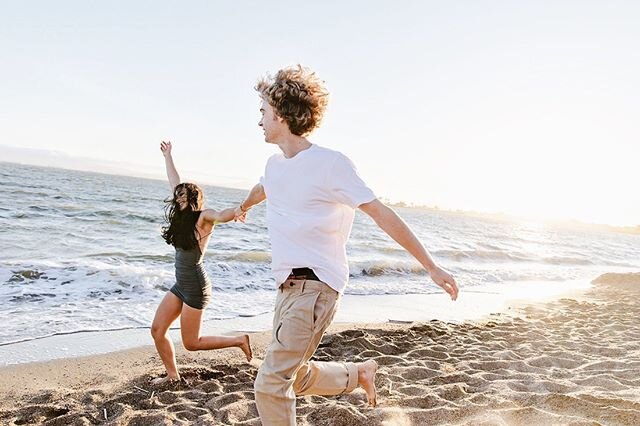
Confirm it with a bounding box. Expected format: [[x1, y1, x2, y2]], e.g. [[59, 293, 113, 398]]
[[160, 140, 173, 157], [233, 206, 248, 223]]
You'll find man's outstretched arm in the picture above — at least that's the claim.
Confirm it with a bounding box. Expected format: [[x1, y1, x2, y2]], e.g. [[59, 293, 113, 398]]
[[359, 199, 458, 301], [234, 183, 267, 219]]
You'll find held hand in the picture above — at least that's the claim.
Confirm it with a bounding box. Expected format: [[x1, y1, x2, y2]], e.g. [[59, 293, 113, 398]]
[[429, 265, 459, 301], [233, 206, 248, 223], [160, 140, 173, 158]]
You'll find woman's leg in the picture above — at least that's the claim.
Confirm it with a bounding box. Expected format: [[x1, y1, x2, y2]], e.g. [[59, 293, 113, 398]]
[[180, 304, 253, 361], [151, 292, 183, 379]]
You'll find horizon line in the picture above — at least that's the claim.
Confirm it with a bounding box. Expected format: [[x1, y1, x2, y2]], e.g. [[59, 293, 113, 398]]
[[2, 156, 638, 234]]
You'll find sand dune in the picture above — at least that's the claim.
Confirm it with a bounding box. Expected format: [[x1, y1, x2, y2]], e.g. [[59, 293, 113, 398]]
[[1, 273, 639, 425]]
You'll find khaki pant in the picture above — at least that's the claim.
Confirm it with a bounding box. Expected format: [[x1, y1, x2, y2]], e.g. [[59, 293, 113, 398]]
[[254, 279, 359, 425]]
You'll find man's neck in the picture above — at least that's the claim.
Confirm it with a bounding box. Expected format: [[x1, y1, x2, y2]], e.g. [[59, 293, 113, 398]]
[[277, 135, 312, 159]]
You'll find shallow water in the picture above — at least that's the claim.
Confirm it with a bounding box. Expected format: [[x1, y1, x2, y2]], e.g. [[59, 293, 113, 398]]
[[1, 161, 638, 346]]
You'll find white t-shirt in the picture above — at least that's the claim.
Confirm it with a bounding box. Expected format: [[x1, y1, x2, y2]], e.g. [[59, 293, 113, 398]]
[[260, 144, 376, 293]]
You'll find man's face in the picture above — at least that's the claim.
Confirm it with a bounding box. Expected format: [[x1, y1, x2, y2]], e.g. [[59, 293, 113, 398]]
[[258, 100, 284, 143]]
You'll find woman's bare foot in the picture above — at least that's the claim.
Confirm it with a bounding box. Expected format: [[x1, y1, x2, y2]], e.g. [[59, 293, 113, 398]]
[[357, 359, 378, 407], [151, 375, 180, 386], [240, 334, 252, 362]]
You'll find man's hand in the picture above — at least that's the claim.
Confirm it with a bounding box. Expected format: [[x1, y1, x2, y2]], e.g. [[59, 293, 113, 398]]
[[160, 140, 173, 158], [429, 265, 458, 301], [233, 184, 266, 222], [360, 199, 459, 302]]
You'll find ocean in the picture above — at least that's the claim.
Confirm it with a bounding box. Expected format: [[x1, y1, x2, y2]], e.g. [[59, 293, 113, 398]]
[[1, 161, 638, 347]]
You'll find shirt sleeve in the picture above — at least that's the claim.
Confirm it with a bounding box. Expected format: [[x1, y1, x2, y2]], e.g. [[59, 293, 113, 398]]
[[260, 154, 275, 188], [326, 153, 376, 208]]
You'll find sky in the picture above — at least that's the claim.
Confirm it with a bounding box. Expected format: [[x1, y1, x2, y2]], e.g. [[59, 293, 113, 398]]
[[1, 1, 638, 226]]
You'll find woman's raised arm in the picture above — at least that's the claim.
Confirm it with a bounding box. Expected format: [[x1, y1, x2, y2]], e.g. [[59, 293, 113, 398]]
[[160, 140, 180, 190]]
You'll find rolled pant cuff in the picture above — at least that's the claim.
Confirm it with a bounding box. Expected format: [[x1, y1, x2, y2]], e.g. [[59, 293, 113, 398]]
[[345, 362, 359, 393]]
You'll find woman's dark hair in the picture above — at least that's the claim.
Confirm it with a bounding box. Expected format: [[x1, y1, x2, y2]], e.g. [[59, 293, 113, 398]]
[[161, 183, 204, 250]]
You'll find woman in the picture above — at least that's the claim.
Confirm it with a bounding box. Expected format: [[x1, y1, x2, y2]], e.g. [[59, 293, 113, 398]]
[[151, 140, 252, 385]]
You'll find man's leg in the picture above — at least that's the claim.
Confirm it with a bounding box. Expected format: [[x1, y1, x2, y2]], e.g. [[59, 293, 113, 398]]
[[254, 280, 360, 426], [287, 284, 379, 404], [291, 288, 358, 396]]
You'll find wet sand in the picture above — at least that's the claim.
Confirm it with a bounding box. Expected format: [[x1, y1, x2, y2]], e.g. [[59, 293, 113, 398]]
[[1, 272, 639, 425]]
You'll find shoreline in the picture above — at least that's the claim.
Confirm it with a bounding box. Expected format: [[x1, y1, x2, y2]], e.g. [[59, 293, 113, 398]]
[[0, 280, 591, 367], [1, 273, 639, 425], [0, 273, 638, 425]]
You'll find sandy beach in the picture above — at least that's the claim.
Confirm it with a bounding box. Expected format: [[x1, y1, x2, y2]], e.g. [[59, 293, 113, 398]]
[[1, 272, 639, 425]]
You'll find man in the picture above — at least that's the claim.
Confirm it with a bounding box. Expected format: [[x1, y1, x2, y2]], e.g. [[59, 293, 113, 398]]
[[235, 65, 458, 425]]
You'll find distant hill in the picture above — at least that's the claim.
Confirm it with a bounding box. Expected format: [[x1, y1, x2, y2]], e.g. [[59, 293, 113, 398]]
[[1, 145, 160, 180], [0, 145, 253, 189]]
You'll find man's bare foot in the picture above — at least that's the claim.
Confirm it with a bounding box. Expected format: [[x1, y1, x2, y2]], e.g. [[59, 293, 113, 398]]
[[357, 359, 378, 407], [151, 375, 180, 386], [240, 334, 253, 362]]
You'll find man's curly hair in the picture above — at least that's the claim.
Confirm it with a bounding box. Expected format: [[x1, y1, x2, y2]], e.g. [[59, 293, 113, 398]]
[[255, 65, 329, 136]]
